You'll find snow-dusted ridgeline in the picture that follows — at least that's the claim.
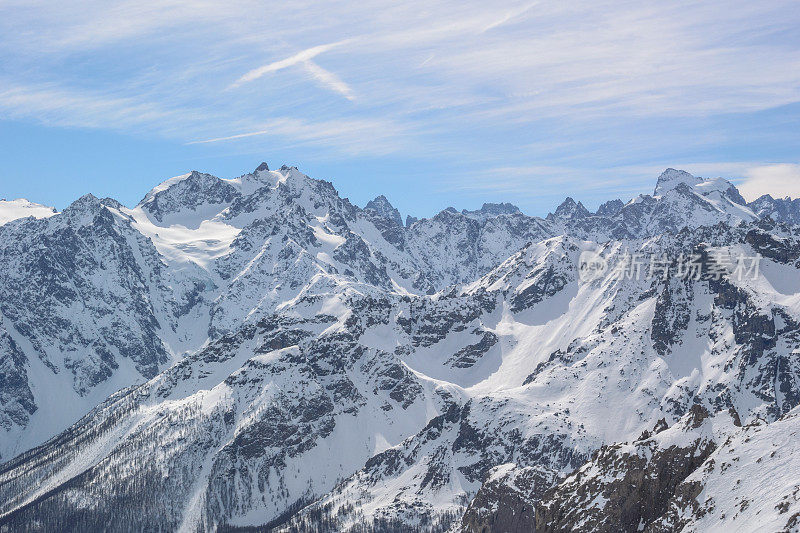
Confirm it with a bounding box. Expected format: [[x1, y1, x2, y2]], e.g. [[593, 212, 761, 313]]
[[0, 164, 799, 532]]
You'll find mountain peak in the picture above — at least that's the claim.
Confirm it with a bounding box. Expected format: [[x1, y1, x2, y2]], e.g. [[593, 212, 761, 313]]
[[137, 171, 239, 224], [364, 195, 402, 226], [71, 192, 100, 205], [596, 199, 624, 216], [654, 168, 702, 196], [747, 193, 800, 224], [254, 162, 270, 173], [548, 197, 590, 221], [462, 202, 521, 220], [365, 194, 392, 208], [61, 193, 122, 223]]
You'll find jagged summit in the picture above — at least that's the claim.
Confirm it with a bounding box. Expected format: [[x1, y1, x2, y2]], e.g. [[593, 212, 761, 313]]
[[136, 171, 238, 224], [652, 168, 746, 206], [364, 194, 403, 226], [462, 202, 521, 220], [596, 198, 624, 216], [653, 168, 702, 195], [748, 193, 800, 224], [254, 161, 269, 173], [431, 206, 461, 220], [548, 196, 590, 221], [63, 193, 122, 216]]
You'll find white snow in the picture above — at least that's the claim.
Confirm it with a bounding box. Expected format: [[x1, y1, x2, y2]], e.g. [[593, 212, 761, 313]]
[[0, 198, 56, 225], [2, 165, 798, 531]]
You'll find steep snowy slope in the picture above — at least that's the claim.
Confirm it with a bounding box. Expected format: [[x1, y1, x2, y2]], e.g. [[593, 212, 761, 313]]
[[652, 406, 800, 532], [0, 195, 176, 459], [0, 163, 557, 460], [0, 163, 798, 532], [286, 225, 800, 530], [501, 404, 800, 533]]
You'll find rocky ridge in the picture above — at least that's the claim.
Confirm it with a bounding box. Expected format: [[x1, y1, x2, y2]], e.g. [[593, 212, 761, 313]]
[[0, 165, 798, 532]]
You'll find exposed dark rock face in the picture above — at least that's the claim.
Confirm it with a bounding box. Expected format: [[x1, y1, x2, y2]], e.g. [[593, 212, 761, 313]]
[[651, 276, 693, 356], [365, 195, 403, 227], [748, 194, 800, 225], [547, 197, 590, 222], [595, 199, 625, 217], [0, 329, 36, 431], [397, 291, 497, 348], [365, 197, 407, 250], [0, 195, 170, 397], [139, 171, 240, 222], [333, 232, 393, 288], [447, 331, 499, 369], [534, 406, 715, 533], [745, 222, 800, 265], [461, 465, 557, 533], [510, 265, 570, 313]]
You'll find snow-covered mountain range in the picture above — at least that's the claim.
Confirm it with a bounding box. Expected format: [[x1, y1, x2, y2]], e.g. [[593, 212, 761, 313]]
[[1, 164, 799, 532]]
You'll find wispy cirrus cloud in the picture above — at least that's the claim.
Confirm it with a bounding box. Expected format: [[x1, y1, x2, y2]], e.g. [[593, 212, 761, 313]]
[[301, 61, 354, 100], [186, 116, 411, 156], [228, 39, 353, 91], [0, 83, 179, 129], [2, 0, 800, 210], [480, 1, 538, 33]]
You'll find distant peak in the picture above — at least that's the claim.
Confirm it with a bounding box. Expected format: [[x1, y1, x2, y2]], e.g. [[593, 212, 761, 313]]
[[0, 198, 57, 226], [751, 194, 776, 204], [482, 202, 520, 213], [68, 193, 121, 210], [366, 194, 391, 207], [365, 195, 402, 226], [654, 168, 702, 196], [596, 199, 624, 217], [74, 192, 99, 204], [431, 207, 461, 221], [62, 193, 118, 219], [548, 197, 590, 221], [254, 162, 269, 173], [135, 170, 239, 224], [462, 202, 521, 220], [0, 198, 55, 210]]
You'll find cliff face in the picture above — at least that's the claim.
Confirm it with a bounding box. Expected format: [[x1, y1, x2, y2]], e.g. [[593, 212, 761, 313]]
[[461, 464, 554, 533]]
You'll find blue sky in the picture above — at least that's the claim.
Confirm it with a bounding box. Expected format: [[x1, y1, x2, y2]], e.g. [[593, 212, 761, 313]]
[[1, 1, 799, 218]]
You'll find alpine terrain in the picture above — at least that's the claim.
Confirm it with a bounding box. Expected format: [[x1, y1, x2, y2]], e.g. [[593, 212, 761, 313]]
[[1, 163, 799, 532]]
